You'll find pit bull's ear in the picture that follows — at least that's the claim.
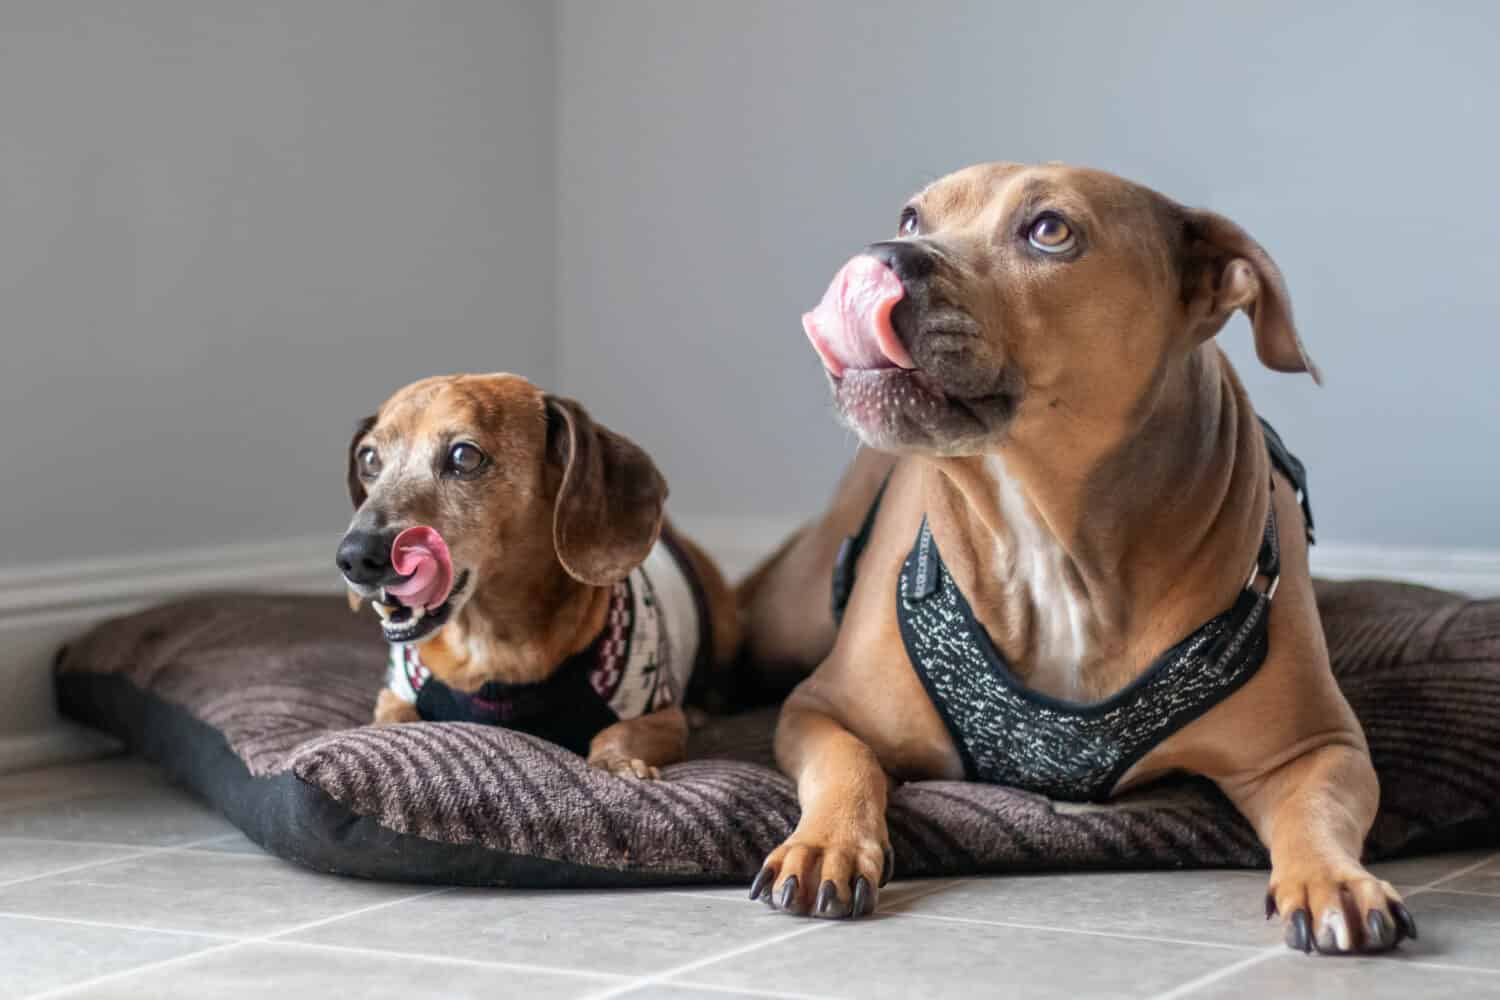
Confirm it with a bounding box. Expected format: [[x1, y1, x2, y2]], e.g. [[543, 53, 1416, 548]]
[[545, 395, 668, 586], [346, 415, 377, 508], [1184, 210, 1322, 384]]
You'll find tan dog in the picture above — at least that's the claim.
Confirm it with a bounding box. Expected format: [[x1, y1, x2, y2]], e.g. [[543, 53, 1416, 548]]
[[742, 162, 1417, 954], [337, 373, 739, 778]]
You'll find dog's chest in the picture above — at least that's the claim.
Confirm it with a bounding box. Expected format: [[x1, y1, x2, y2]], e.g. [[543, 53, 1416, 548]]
[[985, 457, 1096, 701]]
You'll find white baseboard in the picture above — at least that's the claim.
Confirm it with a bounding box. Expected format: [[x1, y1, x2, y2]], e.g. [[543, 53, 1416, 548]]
[[1305, 543, 1500, 596], [680, 515, 1500, 598], [0, 534, 339, 775], [3, 522, 1495, 777]]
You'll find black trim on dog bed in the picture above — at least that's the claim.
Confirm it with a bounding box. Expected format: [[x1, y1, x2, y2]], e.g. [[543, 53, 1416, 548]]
[[56, 671, 710, 889], [51, 587, 1500, 887]]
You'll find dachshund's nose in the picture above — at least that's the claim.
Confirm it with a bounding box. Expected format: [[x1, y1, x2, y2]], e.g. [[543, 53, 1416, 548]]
[[336, 531, 393, 586]]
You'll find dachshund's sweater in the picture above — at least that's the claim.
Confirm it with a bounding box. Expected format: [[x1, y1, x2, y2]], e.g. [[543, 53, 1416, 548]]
[[385, 531, 708, 756]]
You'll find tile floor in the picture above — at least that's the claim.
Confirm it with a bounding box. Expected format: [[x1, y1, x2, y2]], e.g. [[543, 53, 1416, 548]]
[[2, 757, 1498, 999]]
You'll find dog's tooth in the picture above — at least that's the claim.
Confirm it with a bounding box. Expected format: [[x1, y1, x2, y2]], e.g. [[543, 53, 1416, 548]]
[[346, 590, 363, 613], [409, 605, 426, 622], [373, 602, 393, 622]]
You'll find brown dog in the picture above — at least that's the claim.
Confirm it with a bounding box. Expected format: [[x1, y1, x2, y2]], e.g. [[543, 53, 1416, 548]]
[[742, 162, 1417, 954], [336, 373, 739, 778]]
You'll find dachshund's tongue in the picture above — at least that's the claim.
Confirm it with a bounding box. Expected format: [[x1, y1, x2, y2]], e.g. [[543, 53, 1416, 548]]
[[386, 527, 454, 611], [801, 255, 915, 377]]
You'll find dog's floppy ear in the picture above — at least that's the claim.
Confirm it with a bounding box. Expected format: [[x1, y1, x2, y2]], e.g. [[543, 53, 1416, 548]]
[[1182, 210, 1322, 384], [346, 415, 377, 508], [545, 394, 668, 586]]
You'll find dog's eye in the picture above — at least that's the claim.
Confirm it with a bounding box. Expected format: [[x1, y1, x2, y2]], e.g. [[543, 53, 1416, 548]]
[[898, 206, 920, 237], [356, 446, 382, 480], [444, 443, 488, 478], [1028, 214, 1076, 254]]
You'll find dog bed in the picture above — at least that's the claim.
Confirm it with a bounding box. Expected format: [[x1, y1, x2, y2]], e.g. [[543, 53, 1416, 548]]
[[55, 580, 1500, 887]]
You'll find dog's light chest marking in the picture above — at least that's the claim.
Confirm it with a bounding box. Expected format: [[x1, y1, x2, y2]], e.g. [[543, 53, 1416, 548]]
[[986, 455, 1095, 700]]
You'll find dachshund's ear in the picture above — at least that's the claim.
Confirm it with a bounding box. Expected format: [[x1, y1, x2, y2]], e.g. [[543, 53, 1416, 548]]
[[346, 415, 377, 508], [545, 395, 668, 586], [1182, 210, 1322, 384]]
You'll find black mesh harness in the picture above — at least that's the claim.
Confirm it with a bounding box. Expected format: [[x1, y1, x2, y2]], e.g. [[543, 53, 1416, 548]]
[[831, 419, 1314, 802]]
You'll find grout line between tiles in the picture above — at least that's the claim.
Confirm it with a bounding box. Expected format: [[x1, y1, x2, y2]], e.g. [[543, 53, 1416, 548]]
[[0, 833, 248, 853], [1388, 959, 1500, 977], [269, 938, 628, 982], [1404, 851, 1500, 896], [583, 922, 832, 1000], [653, 980, 843, 1000], [583, 877, 968, 1000], [20, 886, 455, 999], [0, 910, 238, 942], [885, 909, 1263, 952], [1149, 848, 1500, 999], [0, 831, 254, 890], [1146, 946, 1285, 1000], [0, 835, 170, 852]]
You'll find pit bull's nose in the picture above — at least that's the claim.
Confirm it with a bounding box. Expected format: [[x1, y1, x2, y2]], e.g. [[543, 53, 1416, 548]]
[[865, 240, 935, 284], [336, 530, 394, 586]]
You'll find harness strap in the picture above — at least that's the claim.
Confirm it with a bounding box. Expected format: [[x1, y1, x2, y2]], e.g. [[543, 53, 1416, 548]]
[[1260, 416, 1314, 544], [833, 419, 1312, 622], [830, 473, 891, 625]]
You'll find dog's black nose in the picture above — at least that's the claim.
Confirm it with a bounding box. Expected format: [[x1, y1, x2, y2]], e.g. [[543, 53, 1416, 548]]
[[336, 531, 394, 586], [865, 240, 935, 284]]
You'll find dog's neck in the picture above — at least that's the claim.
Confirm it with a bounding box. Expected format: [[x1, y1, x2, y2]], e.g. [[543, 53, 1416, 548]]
[[926, 346, 1268, 701], [414, 558, 611, 691]]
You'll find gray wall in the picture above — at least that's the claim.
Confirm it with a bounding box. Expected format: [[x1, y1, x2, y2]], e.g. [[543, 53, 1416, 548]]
[[557, 1, 1500, 548], [2, 1, 555, 567]]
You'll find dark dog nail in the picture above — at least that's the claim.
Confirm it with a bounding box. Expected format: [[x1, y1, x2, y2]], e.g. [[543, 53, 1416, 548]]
[[749, 867, 773, 902], [1287, 909, 1312, 953], [1365, 909, 1394, 950], [778, 875, 800, 913], [881, 846, 895, 888], [816, 880, 839, 916], [853, 875, 875, 917], [1264, 893, 1278, 920], [1391, 901, 1419, 941]]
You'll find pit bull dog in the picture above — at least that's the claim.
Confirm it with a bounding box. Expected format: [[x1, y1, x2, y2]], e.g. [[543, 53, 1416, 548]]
[[741, 162, 1415, 954]]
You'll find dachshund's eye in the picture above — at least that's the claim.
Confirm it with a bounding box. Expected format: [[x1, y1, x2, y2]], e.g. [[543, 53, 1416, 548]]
[[356, 446, 382, 480], [898, 206, 920, 237], [444, 442, 488, 478], [1028, 213, 1076, 254]]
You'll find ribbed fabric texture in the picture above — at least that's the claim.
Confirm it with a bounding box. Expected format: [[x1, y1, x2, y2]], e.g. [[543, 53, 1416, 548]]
[[57, 581, 1500, 883]]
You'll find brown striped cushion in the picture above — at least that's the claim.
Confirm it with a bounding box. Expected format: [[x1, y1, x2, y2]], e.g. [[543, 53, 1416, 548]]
[[54, 580, 1500, 886]]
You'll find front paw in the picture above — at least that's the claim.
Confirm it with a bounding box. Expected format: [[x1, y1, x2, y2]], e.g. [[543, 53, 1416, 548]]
[[750, 829, 893, 919], [372, 689, 421, 725], [588, 754, 661, 780], [1267, 864, 1418, 954]]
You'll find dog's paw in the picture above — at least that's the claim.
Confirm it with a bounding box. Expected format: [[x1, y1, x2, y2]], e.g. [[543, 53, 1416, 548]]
[[750, 831, 893, 919], [372, 690, 421, 725], [1266, 865, 1417, 954], [588, 754, 661, 780]]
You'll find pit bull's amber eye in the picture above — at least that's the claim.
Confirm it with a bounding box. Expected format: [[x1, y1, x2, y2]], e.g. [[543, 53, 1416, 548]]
[[356, 446, 382, 481], [898, 206, 919, 237], [1028, 214, 1076, 254], [444, 442, 488, 478]]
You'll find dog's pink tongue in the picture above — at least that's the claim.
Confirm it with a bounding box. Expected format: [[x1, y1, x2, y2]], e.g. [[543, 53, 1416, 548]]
[[386, 526, 454, 611], [802, 255, 915, 377]]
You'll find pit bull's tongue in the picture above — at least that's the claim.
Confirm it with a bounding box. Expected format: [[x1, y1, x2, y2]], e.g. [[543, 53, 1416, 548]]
[[802, 255, 915, 377], [386, 526, 454, 611]]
